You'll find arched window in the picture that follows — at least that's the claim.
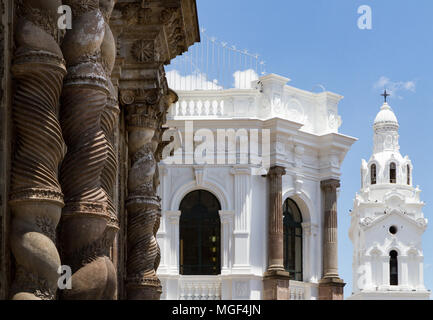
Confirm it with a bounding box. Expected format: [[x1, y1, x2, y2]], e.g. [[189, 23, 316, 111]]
[[179, 190, 221, 275], [407, 165, 411, 185], [371, 164, 377, 185], [390, 250, 398, 286], [390, 163, 397, 184], [283, 198, 303, 281]]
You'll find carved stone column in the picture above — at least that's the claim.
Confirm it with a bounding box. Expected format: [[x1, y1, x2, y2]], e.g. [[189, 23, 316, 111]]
[[263, 166, 290, 300], [319, 179, 345, 300], [59, 0, 117, 300], [8, 0, 67, 300], [111, 0, 199, 300], [100, 0, 121, 256], [123, 90, 161, 300], [122, 87, 177, 300]]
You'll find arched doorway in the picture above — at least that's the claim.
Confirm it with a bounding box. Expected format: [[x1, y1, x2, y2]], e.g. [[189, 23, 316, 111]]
[[179, 190, 221, 275], [283, 198, 303, 281]]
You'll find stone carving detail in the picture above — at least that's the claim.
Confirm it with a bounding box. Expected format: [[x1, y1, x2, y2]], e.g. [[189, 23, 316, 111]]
[[9, 0, 66, 300], [131, 40, 154, 63], [123, 85, 177, 300], [125, 94, 161, 300], [59, 0, 117, 300]]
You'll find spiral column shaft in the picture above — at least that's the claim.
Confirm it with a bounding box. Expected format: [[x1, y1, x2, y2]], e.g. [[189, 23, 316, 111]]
[[9, 1, 67, 300], [59, 1, 118, 300]]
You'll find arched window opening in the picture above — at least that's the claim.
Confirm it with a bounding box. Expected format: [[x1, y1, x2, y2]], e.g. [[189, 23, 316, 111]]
[[179, 190, 221, 275], [407, 165, 411, 185], [283, 198, 303, 281], [371, 164, 377, 185], [390, 163, 397, 184], [390, 250, 398, 286]]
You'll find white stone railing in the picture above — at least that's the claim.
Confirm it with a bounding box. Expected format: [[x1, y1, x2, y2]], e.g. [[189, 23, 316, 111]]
[[179, 276, 222, 300], [169, 96, 227, 118]]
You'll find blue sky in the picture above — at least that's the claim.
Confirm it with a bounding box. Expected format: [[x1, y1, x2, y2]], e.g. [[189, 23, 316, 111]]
[[195, 0, 433, 297]]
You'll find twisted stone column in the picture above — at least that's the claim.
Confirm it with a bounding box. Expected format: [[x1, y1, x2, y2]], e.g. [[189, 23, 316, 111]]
[[100, 0, 120, 249], [124, 86, 177, 300], [263, 166, 290, 300], [319, 179, 345, 300], [125, 95, 161, 300], [9, 0, 66, 300], [59, 0, 117, 299]]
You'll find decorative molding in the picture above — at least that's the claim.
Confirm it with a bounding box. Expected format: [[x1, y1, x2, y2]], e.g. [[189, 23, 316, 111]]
[[194, 166, 206, 187]]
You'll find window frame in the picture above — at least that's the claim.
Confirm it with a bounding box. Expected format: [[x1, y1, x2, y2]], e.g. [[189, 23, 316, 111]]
[[179, 190, 222, 276]]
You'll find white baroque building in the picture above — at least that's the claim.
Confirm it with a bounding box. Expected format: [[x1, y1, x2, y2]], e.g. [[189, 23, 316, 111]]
[[349, 100, 430, 300], [157, 73, 356, 300]]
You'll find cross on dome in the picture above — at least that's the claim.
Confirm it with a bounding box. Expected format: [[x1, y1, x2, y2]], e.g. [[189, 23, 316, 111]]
[[381, 89, 390, 103]]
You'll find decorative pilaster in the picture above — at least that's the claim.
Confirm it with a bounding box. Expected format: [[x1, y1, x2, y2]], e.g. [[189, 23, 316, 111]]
[[219, 211, 235, 273], [263, 166, 290, 300], [9, 0, 66, 300], [59, 0, 117, 299], [301, 222, 312, 282], [230, 166, 251, 270], [166, 210, 181, 274], [319, 179, 345, 300]]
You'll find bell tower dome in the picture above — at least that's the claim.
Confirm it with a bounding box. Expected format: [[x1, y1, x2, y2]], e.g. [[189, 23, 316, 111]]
[[348, 93, 430, 300]]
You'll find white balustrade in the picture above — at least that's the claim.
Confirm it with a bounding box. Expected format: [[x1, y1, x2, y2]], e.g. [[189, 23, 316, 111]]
[[179, 276, 222, 300], [171, 97, 225, 118]]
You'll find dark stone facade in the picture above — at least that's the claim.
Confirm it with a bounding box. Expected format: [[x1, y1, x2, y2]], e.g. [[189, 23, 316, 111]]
[[0, 0, 199, 300]]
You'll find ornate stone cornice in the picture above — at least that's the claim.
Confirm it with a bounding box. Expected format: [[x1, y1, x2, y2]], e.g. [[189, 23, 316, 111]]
[[111, 0, 200, 64]]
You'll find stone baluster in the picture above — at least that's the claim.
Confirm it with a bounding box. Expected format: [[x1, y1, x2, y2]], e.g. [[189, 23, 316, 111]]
[[9, 0, 67, 300]]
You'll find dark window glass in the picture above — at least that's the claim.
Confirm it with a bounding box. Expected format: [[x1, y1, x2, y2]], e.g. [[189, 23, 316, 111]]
[[390, 163, 396, 184], [390, 250, 398, 285], [283, 198, 303, 281], [371, 164, 377, 185], [179, 190, 221, 275]]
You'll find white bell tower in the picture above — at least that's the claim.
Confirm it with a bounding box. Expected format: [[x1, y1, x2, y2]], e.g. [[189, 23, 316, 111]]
[[348, 94, 430, 300]]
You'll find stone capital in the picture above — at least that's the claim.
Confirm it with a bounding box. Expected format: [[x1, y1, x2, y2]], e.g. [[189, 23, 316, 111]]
[[321, 179, 340, 192], [267, 166, 286, 178]]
